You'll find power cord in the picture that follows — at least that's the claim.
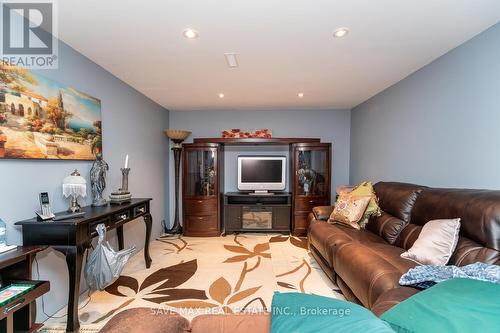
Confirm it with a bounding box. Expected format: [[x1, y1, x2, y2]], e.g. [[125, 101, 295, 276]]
[[34, 249, 93, 320]]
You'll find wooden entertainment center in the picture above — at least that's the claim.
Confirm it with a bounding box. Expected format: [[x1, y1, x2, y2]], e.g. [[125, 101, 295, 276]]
[[182, 137, 331, 236]]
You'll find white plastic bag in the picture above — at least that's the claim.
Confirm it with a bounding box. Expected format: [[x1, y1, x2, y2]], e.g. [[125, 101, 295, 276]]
[[84, 223, 136, 290]]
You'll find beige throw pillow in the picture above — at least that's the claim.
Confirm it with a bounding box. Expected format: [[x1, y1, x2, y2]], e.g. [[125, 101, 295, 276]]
[[400, 218, 461, 265], [329, 193, 371, 230]]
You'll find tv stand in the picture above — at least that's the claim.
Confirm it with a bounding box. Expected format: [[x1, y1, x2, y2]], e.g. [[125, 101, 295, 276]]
[[224, 192, 291, 234]]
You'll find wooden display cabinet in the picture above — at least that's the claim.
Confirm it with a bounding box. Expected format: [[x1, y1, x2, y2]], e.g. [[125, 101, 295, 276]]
[[291, 143, 331, 235], [182, 143, 223, 236]]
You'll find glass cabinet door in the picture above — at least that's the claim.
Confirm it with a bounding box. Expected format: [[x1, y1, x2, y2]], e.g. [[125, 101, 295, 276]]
[[185, 149, 217, 197], [295, 148, 328, 197]]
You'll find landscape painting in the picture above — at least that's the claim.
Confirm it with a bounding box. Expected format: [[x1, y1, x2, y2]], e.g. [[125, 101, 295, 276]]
[[0, 63, 102, 160]]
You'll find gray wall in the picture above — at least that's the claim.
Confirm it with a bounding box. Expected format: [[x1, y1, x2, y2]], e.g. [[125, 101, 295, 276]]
[[168, 109, 351, 225], [0, 41, 169, 320], [350, 23, 500, 189]]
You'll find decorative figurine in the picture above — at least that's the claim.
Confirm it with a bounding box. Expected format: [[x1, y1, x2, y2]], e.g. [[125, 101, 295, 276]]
[[90, 153, 109, 206], [298, 165, 317, 196]]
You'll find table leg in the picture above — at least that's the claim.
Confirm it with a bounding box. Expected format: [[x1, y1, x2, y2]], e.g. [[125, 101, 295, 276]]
[[6, 312, 13, 333], [54, 244, 87, 333], [143, 213, 153, 268], [117, 226, 124, 250]]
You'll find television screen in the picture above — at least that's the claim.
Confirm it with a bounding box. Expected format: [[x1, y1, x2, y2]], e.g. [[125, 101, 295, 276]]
[[238, 156, 286, 191], [241, 159, 283, 183]]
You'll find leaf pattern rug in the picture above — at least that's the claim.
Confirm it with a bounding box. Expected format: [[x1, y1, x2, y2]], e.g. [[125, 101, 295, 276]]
[[41, 234, 343, 332]]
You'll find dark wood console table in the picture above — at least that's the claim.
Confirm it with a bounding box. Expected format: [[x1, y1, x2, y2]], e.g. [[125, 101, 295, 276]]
[[14, 198, 153, 332]]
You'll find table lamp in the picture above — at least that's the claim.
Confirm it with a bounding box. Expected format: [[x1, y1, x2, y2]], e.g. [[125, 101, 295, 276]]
[[63, 169, 87, 213]]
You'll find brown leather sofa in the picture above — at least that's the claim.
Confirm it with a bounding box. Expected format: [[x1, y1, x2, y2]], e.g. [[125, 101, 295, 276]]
[[101, 182, 500, 332], [308, 181, 500, 316]]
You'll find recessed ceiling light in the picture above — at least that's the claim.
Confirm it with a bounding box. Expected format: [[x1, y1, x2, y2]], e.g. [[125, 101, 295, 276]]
[[333, 27, 349, 38], [218, 93, 225, 99], [183, 28, 199, 39], [298, 93, 304, 98]]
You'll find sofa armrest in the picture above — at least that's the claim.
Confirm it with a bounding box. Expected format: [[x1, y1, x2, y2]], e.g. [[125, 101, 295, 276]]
[[312, 206, 334, 221]]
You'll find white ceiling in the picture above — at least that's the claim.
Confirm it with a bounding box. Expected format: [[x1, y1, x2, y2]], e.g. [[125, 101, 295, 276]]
[[57, 0, 500, 111]]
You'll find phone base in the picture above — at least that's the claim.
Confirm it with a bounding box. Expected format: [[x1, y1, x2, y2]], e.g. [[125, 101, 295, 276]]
[[35, 211, 55, 221]]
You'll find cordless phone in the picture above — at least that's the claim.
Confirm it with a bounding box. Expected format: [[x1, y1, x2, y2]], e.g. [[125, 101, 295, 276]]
[[36, 192, 55, 221]]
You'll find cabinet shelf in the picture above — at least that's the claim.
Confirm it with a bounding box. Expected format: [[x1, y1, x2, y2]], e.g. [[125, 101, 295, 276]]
[[183, 143, 223, 237]]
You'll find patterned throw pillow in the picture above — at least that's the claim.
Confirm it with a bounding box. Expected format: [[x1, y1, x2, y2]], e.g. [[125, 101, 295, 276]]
[[349, 181, 381, 228], [329, 193, 371, 230]]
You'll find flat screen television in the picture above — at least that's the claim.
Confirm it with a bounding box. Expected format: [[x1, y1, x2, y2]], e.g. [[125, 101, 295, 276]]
[[237, 156, 286, 193]]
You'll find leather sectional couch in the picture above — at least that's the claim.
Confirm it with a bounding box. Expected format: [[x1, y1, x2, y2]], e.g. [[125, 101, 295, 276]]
[[308, 181, 500, 316], [102, 182, 500, 333]]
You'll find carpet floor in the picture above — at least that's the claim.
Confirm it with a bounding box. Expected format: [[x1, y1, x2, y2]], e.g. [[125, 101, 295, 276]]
[[41, 234, 343, 332]]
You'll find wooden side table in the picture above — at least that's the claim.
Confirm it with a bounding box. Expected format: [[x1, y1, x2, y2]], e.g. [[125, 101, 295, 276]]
[[0, 245, 49, 333]]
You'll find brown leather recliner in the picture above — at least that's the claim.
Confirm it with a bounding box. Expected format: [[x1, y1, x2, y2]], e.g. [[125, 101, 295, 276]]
[[308, 181, 500, 316]]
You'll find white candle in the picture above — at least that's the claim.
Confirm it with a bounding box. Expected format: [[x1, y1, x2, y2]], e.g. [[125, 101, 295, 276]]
[[125, 154, 129, 168]]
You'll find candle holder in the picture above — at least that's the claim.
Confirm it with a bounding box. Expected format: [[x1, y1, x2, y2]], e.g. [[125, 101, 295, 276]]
[[120, 168, 130, 192], [110, 168, 132, 205]]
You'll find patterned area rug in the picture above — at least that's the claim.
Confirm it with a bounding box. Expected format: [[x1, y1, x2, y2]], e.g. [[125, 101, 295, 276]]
[[40, 234, 343, 331]]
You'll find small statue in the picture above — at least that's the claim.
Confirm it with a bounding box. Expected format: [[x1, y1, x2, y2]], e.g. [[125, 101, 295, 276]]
[[90, 153, 109, 206], [298, 165, 317, 195]]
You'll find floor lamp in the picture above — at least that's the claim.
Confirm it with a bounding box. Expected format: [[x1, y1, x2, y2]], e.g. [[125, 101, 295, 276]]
[[164, 129, 191, 234]]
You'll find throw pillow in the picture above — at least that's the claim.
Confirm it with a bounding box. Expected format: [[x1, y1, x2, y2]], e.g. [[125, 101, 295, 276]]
[[381, 278, 500, 333], [349, 181, 381, 228], [271, 292, 394, 333], [329, 193, 371, 230], [400, 218, 461, 265]]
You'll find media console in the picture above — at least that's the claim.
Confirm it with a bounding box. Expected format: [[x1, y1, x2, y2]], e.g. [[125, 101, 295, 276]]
[[224, 192, 291, 233], [182, 138, 331, 236]]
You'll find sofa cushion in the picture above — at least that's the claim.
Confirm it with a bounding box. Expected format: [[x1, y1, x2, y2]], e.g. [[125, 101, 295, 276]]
[[410, 188, 500, 251], [191, 313, 270, 333], [366, 211, 408, 245], [308, 220, 387, 265], [394, 224, 422, 250], [373, 182, 426, 222], [333, 242, 418, 308], [449, 237, 500, 266], [370, 286, 420, 317]]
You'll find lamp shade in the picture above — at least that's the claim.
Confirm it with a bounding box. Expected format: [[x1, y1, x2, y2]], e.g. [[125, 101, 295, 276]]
[[63, 169, 87, 198], [164, 129, 191, 141]]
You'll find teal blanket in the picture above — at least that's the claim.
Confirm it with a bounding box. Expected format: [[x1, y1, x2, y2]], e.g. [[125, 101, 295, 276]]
[[381, 278, 500, 333], [270, 292, 394, 333], [270, 278, 500, 332]]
